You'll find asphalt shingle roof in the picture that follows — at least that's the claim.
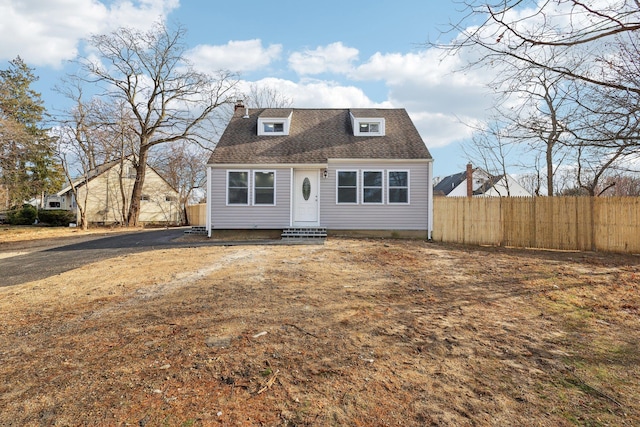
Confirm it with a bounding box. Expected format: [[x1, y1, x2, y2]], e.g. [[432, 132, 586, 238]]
[[433, 171, 467, 196], [208, 108, 432, 164]]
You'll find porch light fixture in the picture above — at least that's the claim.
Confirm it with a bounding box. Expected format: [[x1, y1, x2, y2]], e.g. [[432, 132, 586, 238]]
[[323, 169, 328, 179]]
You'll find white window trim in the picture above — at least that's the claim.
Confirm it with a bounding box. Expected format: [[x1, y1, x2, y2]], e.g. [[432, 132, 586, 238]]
[[362, 170, 384, 204], [387, 170, 410, 204], [350, 113, 385, 136], [257, 112, 292, 136], [252, 170, 276, 206], [260, 121, 286, 135], [226, 169, 250, 206], [336, 169, 359, 204]]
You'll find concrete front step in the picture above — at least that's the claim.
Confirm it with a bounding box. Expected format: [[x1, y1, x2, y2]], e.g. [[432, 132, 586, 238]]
[[184, 226, 207, 235], [281, 227, 327, 239]]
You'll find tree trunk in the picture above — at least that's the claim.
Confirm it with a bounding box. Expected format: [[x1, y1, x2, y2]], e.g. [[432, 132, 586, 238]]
[[127, 146, 149, 227]]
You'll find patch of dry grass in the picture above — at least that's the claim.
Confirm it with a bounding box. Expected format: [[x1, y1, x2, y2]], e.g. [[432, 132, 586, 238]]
[[0, 239, 638, 426]]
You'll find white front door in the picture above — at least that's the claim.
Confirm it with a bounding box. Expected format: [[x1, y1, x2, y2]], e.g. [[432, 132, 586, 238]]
[[293, 169, 319, 226]]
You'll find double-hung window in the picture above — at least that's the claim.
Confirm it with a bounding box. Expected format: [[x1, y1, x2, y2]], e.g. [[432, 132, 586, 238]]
[[227, 171, 249, 205], [263, 122, 284, 133], [388, 171, 409, 203], [254, 171, 275, 205], [362, 171, 383, 204], [227, 170, 276, 205], [337, 171, 358, 204], [359, 122, 380, 133]]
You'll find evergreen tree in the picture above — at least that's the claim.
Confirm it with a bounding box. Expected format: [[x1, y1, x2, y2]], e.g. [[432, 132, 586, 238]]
[[0, 57, 63, 208]]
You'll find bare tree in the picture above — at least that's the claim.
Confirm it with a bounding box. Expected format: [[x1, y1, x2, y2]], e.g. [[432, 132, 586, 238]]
[[463, 120, 515, 195], [79, 21, 238, 226], [434, 1, 640, 198], [599, 173, 640, 196], [438, 0, 640, 94], [465, 63, 576, 195], [242, 83, 293, 108], [150, 142, 207, 224]]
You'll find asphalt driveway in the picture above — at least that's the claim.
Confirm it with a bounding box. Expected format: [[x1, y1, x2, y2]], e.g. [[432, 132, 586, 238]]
[[0, 228, 206, 287]]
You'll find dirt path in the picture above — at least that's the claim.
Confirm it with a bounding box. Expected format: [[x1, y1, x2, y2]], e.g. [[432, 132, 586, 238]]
[[0, 237, 638, 426]]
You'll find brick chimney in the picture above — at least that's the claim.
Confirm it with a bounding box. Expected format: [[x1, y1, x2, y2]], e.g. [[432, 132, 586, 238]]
[[466, 163, 473, 197], [234, 99, 244, 111]]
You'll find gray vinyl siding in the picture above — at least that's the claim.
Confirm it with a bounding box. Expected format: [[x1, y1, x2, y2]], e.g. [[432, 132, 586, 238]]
[[209, 168, 291, 229], [320, 161, 431, 230]]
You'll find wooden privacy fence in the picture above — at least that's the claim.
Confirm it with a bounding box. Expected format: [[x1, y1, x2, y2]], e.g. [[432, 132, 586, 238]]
[[432, 196, 640, 254], [185, 203, 206, 226]]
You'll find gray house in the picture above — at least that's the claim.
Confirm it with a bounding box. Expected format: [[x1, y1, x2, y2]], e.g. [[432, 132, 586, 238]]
[[206, 106, 434, 239]]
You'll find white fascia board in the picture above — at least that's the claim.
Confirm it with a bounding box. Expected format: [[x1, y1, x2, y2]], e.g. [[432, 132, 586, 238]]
[[328, 158, 430, 164], [208, 163, 328, 169]]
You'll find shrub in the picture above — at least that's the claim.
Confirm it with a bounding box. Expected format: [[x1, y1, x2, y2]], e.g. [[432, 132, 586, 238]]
[[38, 209, 76, 226], [7, 204, 38, 225]]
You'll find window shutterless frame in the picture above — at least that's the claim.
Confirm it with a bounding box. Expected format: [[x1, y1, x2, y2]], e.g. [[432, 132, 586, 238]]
[[226, 170, 250, 205], [387, 170, 409, 204], [336, 170, 359, 204], [362, 170, 384, 204], [253, 170, 276, 205]]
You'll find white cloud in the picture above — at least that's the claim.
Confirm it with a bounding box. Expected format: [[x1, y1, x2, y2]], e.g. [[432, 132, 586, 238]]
[[409, 111, 477, 148], [186, 39, 282, 74], [0, 0, 178, 67], [288, 42, 359, 75], [240, 77, 390, 109]]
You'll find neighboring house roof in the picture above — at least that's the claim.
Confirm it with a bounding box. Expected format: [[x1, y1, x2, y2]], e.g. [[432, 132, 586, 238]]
[[433, 171, 467, 195], [474, 174, 504, 195], [57, 158, 177, 196], [434, 167, 531, 197], [208, 108, 432, 164]]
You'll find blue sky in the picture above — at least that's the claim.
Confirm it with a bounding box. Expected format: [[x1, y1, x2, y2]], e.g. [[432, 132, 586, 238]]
[[0, 0, 499, 178]]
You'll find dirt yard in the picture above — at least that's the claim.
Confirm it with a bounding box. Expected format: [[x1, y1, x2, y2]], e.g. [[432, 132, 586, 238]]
[[1, 227, 639, 426]]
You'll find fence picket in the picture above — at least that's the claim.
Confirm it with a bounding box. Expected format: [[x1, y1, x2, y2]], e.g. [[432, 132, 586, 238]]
[[433, 196, 639, 254]]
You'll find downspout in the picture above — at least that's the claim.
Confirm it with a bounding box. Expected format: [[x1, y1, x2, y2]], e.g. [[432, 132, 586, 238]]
[[427, 159, 434, 240], [206, 166, 212, 238], [466, 163, 473, 197]]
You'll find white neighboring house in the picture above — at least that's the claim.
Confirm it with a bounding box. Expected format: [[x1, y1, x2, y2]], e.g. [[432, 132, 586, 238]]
[[45, 158, 180, 225], [434, 164, 532, 197]]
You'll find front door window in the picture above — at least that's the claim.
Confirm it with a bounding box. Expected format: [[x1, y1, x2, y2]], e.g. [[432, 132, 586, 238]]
[[302, 177, 311, 201]]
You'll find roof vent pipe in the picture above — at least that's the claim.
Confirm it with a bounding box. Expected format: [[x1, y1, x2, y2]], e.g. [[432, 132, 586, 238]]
[[243, 107, 249, 119]]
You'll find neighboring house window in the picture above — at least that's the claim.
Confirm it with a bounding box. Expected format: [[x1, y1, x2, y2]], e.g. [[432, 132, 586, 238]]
[[362, 171, 383, 204], [165, 195, 177, 202], [48, 201, 60, 208], [254, 171, 275, 205], [388, 171, 409, 203], [227, 171, 249, 205], [263, 122, 284, 133], [127, 166, 137, 179], [337, 171, 358, 204], [140, 194, 150, 201]]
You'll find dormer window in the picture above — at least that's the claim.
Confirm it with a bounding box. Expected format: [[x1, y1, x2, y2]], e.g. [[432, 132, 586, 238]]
[[359, 122, 380, 133], [257, 109, 292, 136], [350, 111, 385, 136], [263, 122, 284, 133]]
